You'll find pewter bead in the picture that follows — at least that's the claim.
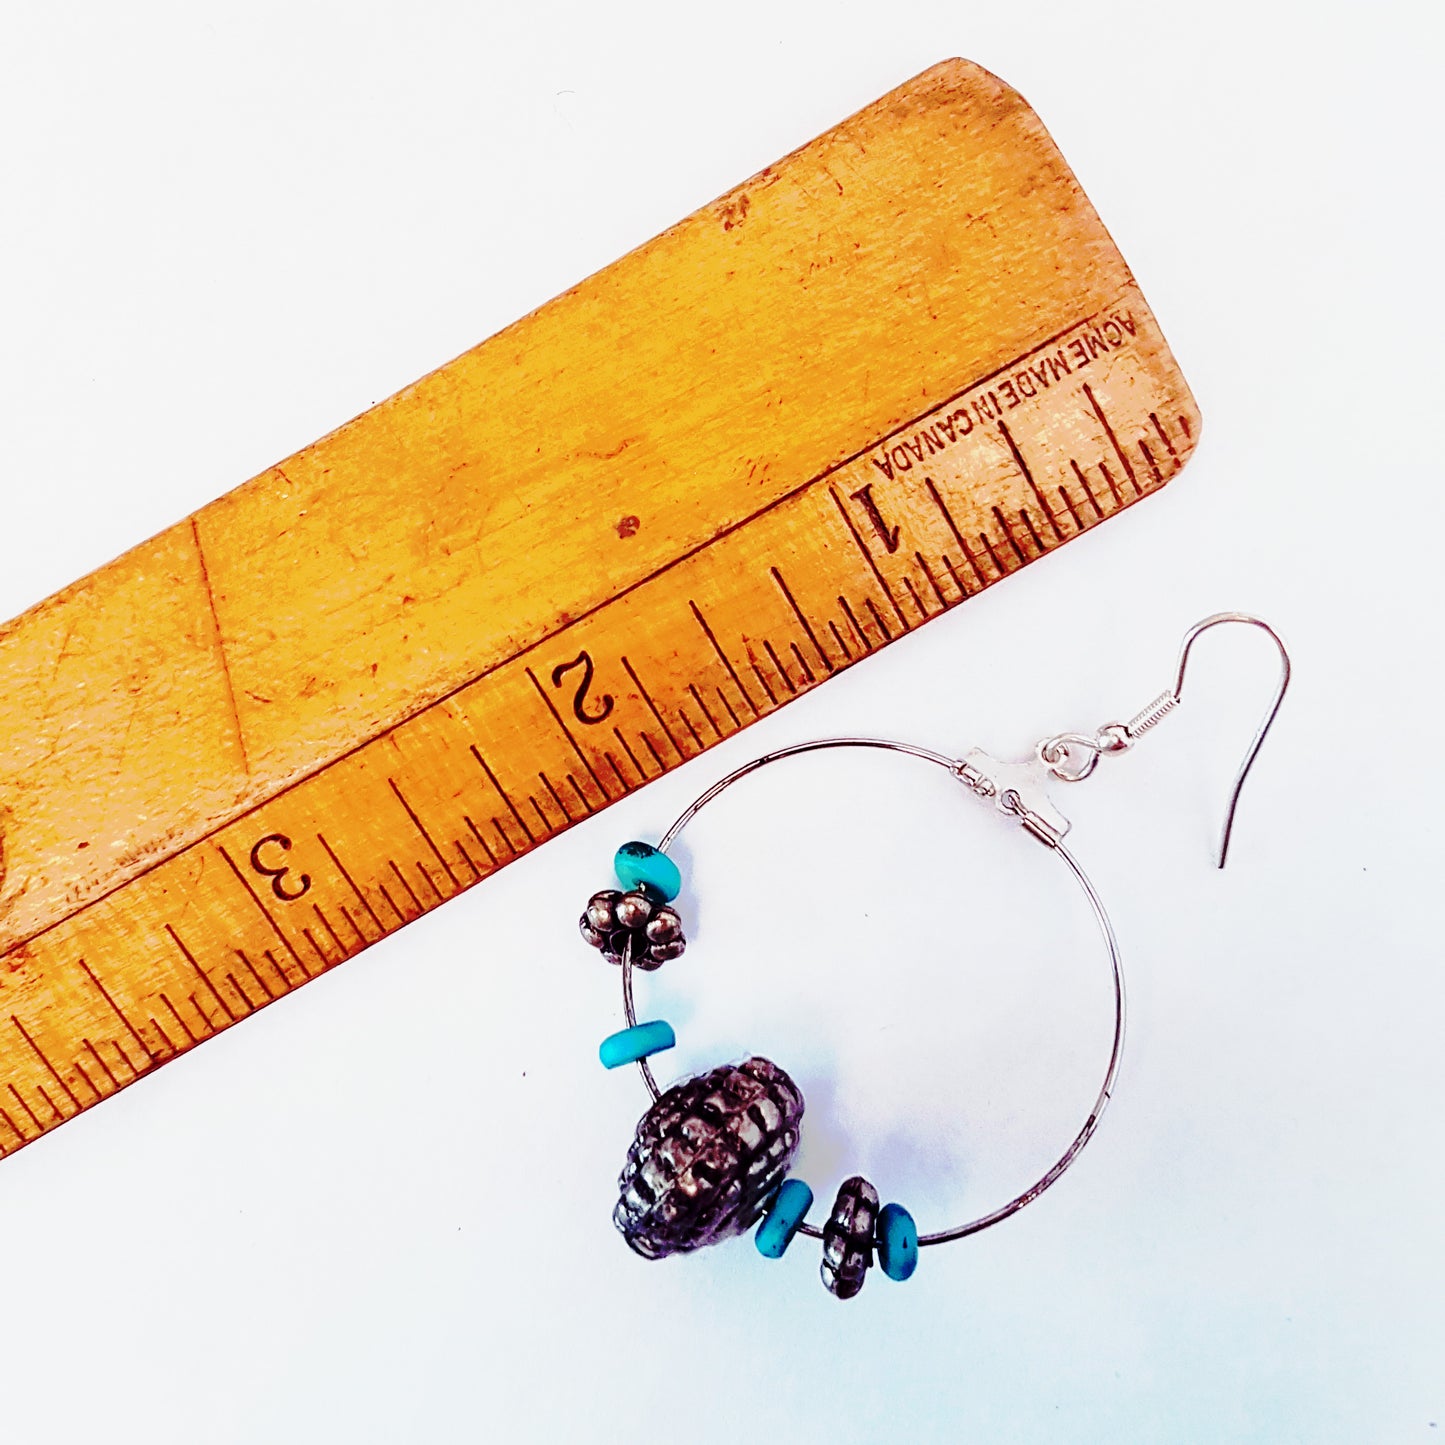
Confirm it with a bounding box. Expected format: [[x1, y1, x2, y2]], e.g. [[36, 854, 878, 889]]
[[645, 907, 683, 945], [820, 1176, 879, 1300], [579, 915, 609, 949], [648, 938, 686, 963], [614, 890, 654, 931]]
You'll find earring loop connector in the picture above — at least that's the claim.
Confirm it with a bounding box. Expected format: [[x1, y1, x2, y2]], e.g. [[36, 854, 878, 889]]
[[1036, 612, 1291, 867]]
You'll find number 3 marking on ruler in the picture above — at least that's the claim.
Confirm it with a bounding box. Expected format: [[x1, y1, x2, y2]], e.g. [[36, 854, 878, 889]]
[[248, 833, 312, 901], [550, 650, 614, 724]]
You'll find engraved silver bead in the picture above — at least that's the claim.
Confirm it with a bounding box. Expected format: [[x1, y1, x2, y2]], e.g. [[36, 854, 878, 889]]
[[614, 1056, 805, 1258], [820, 1175, 879, 1300]]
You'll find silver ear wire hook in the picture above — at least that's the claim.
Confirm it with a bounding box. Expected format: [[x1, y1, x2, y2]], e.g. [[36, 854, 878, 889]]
[[1037, 612, 1291, 868]]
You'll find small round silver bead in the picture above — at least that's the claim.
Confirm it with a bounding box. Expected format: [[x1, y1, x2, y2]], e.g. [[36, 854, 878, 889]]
[[645, 907, 683, 945], [614, 890, 654, 931], [586, 890, 621, 931]]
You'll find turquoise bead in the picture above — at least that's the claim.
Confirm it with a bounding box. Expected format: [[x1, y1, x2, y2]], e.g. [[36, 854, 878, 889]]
[[614, 840, 681, 902], [755, 1178, 814, 1258], [876, 1202, 918, 1281], [599, 1019, 676, 1070]]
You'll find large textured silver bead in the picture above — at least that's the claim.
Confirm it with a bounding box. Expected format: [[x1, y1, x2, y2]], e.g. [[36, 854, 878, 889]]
[[820, 1176, 879, 1299], [614, 1057, 805, 1259], [579, 888, 685, 972]]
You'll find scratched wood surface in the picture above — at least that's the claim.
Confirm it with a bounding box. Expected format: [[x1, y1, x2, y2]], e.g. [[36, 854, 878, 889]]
[[0, 58, 1198, 1156]]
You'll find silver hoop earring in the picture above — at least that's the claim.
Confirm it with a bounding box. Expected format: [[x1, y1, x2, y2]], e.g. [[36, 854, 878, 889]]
[[579, 613, 1290, 1299]]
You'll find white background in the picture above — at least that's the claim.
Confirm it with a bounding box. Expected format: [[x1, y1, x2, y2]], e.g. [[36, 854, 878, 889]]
[[2, 3, 1442, 1442]]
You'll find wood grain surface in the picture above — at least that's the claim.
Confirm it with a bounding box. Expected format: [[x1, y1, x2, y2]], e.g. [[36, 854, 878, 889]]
[[0, 58, 1198, 1156]]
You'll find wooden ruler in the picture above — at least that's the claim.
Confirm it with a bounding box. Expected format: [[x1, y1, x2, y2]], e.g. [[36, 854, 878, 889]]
[[0, 59, 1198, 1158]]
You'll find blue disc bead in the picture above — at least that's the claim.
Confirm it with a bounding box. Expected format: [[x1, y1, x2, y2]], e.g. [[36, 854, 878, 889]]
[[599, 1020, 676, 1070], [755, 1178, 814, 1259], [614, 841, 682, 902], [876, 1202, 919, 1281]]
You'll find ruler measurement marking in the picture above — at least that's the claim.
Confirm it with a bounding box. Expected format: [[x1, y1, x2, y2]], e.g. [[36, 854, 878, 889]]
[[524, 666, 612, 802], [452, 840, 482, 883], [837, 595, 871, 652], [1084, 382, 1139, 494], [386, 860, 424, 916], [336, 905, 368, 948], [680, 711, 705, 752], [610, 727, 649, 783], [223, 972, 257, 1012], [1019, 508, 1047, 556], [525, 796, 553, 836], [828, 486, 909, 628], [7, 1085, 43, 1133], [977, 530, 1006, 577], [388, 779, 460, 889], [916, 551, 951, 608], [470, 746, 536, 846], [925, 477, 973, 561], [313, 903, 350, 957], [999, 420, 1065, 541], [82, 1046, 122, 1086], [1070, 459, 1104, 518], [462, 816, 499, 868], [158, 994, 199, 1046], [147, 1017, 178, 1055], [601, 751, 631, 792], [1139, 440, 1163, 483], [715, 687, 742, 729], [1059, 486, 1085, 531], [940, 554, 971, 599], [747, 652, 780, 706], [1149, 411, 1179, 459], [771, 566, 835, 675], [538, 772, 575, 824], [375, 881, 405, 925], [237, 950, 278, 1002], [621, 656, 685, 758], [11, 1016, 81, 1111], [316, 833, 385, 938], [300, 927, 333, 970], [563, 774, 589, 814], [165, 925, 238, 1024], [788, 641, 817, 686], [827, 619, 853, 661], [0, 1108, 25, 1145], [216, 845, 306, 974], [687, 683, 722, 738], [640, 732, 666, 772], [77, 957, 156, 1063], [863, 596, 893, 643], [990, 509, 1027, 566], [900, 575, 931, 621], [689, 599, 758, 717], [1099, 460, 1125, 508], [761, 640, 798, 695], [72, 1057, 104, 1101], [1177, 413, 1192, 439]]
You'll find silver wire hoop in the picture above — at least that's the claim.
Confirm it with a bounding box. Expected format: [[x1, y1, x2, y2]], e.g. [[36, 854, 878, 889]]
[[619, 736, 1126, 1250]]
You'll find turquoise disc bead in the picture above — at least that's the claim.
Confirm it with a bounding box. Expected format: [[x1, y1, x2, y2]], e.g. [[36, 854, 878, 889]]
[[876, 1202, 919, 1281], [755, 1178, 814, 1258], [614, 841, 682, 902], [599, 1019, 676, 1069]]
